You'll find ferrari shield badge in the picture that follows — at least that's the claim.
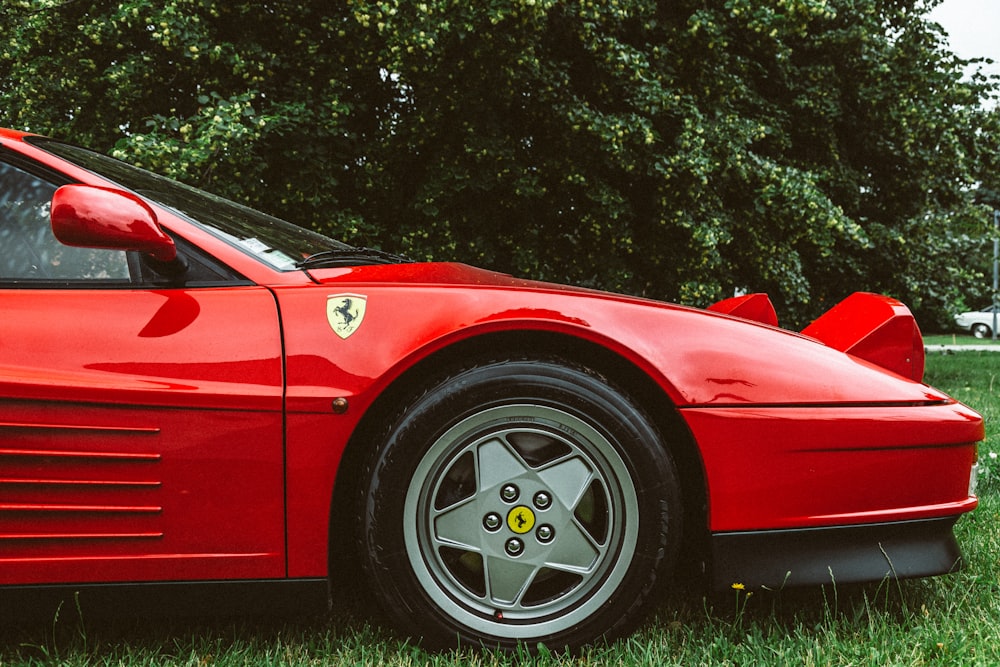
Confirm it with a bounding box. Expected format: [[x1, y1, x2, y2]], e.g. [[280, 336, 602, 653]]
[[326, 294, 367, 339]]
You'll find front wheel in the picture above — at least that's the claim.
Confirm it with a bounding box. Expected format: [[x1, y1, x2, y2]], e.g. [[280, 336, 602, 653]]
[[358, 359, 682, 651], [972, 323, 991, 339]]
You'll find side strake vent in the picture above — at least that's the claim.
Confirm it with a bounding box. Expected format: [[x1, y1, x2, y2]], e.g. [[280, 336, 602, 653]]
[[0, 422, 163, 543]]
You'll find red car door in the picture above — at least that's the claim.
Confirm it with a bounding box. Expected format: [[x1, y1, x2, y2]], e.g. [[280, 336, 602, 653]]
[[0, 158, 285, 585]]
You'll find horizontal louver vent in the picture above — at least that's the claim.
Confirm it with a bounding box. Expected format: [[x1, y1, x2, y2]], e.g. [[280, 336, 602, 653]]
[[0, 423, 163, 544]]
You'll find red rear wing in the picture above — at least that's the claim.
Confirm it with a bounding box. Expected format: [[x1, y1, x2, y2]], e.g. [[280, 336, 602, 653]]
[[801, 292, 925, 382], [709, 292, 925, 382], [706, 293, 779, 327]]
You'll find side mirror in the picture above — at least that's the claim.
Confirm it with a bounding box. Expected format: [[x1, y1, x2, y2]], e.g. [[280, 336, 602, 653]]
[[50, 184, 177, 262]]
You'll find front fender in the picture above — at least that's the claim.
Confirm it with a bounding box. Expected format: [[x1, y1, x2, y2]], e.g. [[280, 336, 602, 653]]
[[278, 279, 948, 413]]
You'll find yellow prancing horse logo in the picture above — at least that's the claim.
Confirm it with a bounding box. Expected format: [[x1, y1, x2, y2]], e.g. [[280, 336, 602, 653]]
[[326, 294, 367, 339], [507, 506, 535, 534]]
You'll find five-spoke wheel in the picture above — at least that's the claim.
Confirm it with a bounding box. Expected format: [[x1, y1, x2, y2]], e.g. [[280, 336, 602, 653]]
[[406, 403, 637, 630]]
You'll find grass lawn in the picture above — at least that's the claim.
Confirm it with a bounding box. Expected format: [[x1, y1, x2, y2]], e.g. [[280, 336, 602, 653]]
[[2, 352, 998, 666]]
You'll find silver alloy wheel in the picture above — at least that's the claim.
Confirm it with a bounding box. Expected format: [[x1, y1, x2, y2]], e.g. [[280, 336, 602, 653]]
[[403, 403, 639, 640]]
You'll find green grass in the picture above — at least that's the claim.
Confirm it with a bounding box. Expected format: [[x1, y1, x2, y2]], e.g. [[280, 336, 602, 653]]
[[2, 352, 999, 666]]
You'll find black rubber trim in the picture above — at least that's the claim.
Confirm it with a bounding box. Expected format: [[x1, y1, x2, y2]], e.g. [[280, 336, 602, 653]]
[[710, 516, 964, 590], [0, 578, 330, 622]]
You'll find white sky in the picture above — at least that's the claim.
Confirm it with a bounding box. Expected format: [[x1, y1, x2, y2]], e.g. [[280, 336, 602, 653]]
[[927, 0, 1000, 83]]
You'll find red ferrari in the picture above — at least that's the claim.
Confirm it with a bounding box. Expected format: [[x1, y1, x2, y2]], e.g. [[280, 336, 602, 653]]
[[0, 128, 982, 650]]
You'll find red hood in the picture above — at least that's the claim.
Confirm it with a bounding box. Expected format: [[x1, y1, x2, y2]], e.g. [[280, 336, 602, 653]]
[[305, 261, 606, 294]]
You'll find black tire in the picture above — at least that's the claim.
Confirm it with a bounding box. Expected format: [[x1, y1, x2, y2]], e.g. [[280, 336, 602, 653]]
[[972, 323, 991, 339], [358, 358, 682, 651]]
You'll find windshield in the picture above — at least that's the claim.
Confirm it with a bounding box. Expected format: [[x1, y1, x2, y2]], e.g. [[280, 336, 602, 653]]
[[27, 137, 352, 270]]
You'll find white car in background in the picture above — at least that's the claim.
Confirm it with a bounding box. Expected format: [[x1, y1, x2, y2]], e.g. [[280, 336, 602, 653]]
[[954, 305, 1000, 338]]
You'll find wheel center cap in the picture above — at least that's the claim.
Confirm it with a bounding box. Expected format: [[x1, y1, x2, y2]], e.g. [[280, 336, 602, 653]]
[[506, 505, 535, 534]]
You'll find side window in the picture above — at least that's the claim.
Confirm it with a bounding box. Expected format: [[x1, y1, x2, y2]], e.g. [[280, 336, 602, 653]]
[[0, 162, 130, 283]]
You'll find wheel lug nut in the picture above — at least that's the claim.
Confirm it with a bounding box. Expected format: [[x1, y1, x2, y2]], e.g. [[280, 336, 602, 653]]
[[537, 525, 555, 543], [500, 484, 519, 502], [505, 538, 524, 557], [533, 491, 551, 510], [483, 512, 502, 532]]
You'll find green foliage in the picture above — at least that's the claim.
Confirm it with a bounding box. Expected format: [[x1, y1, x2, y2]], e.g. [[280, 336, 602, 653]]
[[1, 0, 997, 325]]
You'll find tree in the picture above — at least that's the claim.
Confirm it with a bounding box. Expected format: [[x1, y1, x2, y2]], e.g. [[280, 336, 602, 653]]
[[2, 0, 996, 327]]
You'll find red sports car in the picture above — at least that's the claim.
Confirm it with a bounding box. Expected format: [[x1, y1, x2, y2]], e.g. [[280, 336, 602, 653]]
[[0, 128, 982, 650]]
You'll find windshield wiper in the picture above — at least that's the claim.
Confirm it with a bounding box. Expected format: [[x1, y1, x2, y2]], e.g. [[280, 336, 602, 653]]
[[295, 246, 414, 269]]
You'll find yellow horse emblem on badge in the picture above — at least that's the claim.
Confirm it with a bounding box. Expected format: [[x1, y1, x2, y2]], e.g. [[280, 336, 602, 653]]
[[327, 294, 367, 339], [507, 506, 535, 534]]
